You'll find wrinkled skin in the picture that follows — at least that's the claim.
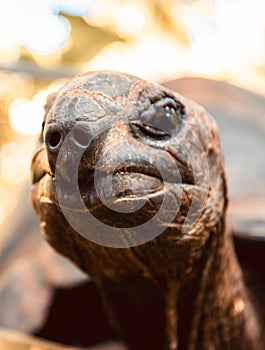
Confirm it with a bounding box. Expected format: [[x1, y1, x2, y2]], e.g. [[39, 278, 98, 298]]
[[31, 71, 264, 350]]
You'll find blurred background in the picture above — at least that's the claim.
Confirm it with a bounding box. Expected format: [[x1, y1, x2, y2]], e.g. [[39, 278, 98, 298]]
[[0, 0, 265, 245], [0, 2, 265, 347]]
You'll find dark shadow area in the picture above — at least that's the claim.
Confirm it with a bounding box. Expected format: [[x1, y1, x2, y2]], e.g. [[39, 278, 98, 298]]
[[233, 235, 265, 284], [35, 280, 118, 347]]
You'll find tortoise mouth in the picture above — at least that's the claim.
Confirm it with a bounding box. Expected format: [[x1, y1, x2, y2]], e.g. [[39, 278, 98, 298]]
[[31, 163, 211, 235], [101, 172, 163, 199], [79, 164, 164, 205], [33, 170, 204, 213], [31, 170, 164, 213], [31, 150, 203, 213], [70, 167, 163, 212], [31, 169, 211, 238]]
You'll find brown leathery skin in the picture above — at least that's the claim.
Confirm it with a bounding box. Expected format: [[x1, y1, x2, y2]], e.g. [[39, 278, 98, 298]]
[[31, 71, 264, 350]]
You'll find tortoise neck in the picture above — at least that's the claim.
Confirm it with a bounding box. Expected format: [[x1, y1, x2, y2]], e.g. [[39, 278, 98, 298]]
[[97, 221, 263, 350], [177, 224, 263, 350]]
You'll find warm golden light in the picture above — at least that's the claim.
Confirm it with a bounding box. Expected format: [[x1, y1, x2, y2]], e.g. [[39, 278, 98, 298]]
[[88, 0, 146, 38], [21, 14, 70, 54], [8, 81, 65, 136], [0, 142, 28, 185], [113, 2, 145, 37], [233, 297, 245, 315], [85, 35, 184, 81], [86, 0, 265, 92], [0, 202, 4, 226], [0, 2, 20, 64], [9, 96, 44, 136], [182, 0, 265, 82]]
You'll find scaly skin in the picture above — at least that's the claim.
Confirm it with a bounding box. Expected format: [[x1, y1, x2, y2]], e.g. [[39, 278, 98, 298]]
[[31, 71, 264, 350]]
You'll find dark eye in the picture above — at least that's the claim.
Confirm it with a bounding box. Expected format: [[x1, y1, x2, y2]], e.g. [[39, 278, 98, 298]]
[[135, 98, 183, 139]]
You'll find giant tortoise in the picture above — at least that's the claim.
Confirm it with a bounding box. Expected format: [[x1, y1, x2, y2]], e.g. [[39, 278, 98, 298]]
[[0, 71, 265, 350]]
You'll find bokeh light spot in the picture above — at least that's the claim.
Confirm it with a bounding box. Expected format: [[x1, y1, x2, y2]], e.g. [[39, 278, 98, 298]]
[[21, 14, 70, 54], [0, 143, 28, 184], [9, 95, 45, 136]]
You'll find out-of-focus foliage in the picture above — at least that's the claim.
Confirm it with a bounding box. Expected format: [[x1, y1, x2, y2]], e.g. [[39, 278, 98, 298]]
[[141, 0, 190, 45], [62, 15, 122, 65]]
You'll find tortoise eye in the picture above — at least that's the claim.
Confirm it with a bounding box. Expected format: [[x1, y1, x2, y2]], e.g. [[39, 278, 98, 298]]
[[136, 98, 184, 139]]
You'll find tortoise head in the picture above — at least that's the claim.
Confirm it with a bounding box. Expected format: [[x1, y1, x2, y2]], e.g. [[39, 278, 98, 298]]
[[31, 70, 227, 274]]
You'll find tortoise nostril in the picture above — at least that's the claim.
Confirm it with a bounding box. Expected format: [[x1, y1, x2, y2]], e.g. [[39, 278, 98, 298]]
[[47, 130, 62, 150], [72, 128, 90, 148]]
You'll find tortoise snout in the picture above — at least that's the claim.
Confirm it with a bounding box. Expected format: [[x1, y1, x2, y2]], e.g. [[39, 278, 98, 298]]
[[71, 127, 91, 148], [45, 124, 91, 152], [44, 123, 93, 176]]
